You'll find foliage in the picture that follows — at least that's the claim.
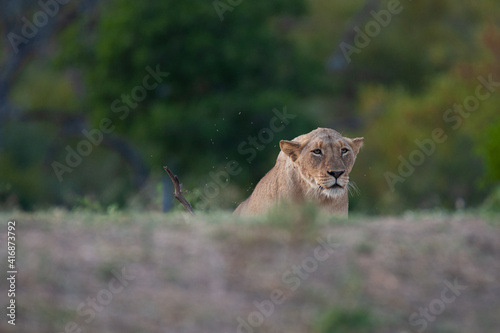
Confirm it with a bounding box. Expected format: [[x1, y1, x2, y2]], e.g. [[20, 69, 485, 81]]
[[353, 25, 500, 213], [55, 0, 319, 206], [2, 0, 500, 212], [58, 0, 317, 167], [315, 307, 376, 333], [481, 185, 500, 213]]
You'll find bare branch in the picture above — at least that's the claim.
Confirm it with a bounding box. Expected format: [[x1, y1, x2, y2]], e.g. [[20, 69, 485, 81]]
[[163, 166, 195, 214]]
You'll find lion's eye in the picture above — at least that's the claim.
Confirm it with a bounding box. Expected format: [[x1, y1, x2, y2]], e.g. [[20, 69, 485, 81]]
[[312, 149, 322, 155], [341, 148, 349, 155]]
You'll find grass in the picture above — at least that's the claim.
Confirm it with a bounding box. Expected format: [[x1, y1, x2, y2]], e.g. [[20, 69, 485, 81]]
[[315, 306, 376, 333], [0, 208, 499, 333]]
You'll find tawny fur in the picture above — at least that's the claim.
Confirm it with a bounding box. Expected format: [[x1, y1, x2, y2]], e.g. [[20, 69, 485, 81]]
[[234, 128, 363, 216]]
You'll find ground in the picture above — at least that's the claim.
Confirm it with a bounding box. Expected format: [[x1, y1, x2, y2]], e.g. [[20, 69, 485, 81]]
[[0, 208, 499, 333]]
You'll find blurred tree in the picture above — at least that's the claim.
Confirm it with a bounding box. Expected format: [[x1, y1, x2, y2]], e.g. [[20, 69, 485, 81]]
[[0, 0, 104, 210], [353, 25, 500, 213], [3, 0, 500, 212], [55, 0, 320, 209], [295, 0, 500, 213]]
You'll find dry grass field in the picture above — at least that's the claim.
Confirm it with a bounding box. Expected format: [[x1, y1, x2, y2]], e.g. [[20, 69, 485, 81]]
[[0, 208, 499, 333]]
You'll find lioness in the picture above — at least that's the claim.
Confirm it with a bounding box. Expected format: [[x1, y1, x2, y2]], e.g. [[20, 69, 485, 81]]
[[234, 128, 363, 216]]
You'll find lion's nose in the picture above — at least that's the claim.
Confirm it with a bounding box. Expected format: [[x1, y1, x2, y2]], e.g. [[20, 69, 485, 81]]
[[328, 170, 345, 179]]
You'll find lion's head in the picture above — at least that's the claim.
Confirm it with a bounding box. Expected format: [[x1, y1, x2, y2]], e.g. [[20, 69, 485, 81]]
[[279, 128, 364, 199]]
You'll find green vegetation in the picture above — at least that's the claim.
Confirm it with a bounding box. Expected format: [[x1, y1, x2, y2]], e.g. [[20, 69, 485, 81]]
[[316, 307, 376, 333], [1, 0, 500, 213]]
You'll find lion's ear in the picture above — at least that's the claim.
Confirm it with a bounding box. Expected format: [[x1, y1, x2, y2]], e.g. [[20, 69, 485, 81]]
[[347, 137, 364, 155], [280, 140, 302, 162]]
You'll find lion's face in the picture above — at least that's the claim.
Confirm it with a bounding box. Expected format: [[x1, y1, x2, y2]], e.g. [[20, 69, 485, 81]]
[[280, 128, 364, 198]]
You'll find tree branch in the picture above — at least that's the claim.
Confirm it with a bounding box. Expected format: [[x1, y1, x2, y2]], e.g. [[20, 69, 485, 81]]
[[163, 166, 195, 214]]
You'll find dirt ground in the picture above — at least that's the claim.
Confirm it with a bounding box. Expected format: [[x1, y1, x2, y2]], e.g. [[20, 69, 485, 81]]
[[0, 209, 499, 333]]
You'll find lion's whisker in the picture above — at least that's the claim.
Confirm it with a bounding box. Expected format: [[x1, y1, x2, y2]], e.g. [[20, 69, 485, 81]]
[[347, 181, 360, 196]]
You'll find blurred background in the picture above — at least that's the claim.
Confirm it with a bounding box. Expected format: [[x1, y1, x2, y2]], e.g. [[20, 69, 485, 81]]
[[2, 0, 500, 214]]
